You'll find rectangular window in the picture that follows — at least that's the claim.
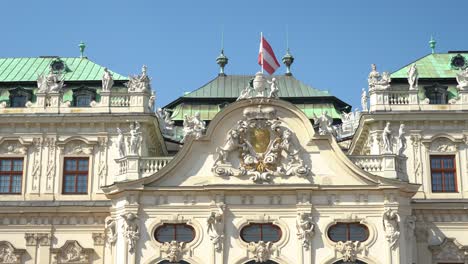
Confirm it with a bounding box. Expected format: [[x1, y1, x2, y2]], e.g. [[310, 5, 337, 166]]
[[431, 155, 457, 193], [63, 157, 89, 194], [0, 158, 23, 194]]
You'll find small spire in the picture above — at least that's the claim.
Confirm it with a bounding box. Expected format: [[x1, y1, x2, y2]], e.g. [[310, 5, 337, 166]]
[[282, 48, 294, 76], [79, 41, 86, 59], [429, 36, 436, 54], [216, 49, 228, 76]]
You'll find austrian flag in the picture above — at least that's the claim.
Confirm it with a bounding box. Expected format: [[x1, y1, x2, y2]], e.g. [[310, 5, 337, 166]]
[[258, 35, 280, 75]]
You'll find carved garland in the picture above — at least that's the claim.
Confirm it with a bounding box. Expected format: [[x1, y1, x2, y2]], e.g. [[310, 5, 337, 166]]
[[212, 105, 310, 183]]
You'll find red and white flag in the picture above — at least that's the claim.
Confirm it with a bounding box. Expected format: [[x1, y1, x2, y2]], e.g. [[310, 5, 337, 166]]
[[258, 34, 280, 75]]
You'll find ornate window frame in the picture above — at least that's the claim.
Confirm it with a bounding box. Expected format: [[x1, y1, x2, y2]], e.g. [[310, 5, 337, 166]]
[[147, 215, 203, 263], [0, 240, 26, 264], [0, 138, 30, 197], [322, 217, 377, 262]]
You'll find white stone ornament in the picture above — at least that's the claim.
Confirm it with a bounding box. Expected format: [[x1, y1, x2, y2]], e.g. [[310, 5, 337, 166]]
[[247, 241, 274, 263], [116, 127, 126, 158], [206, 203, 225, 251], [212, 105, 310, 183], [161, 241, 185, 263], [361, 88, 368, 112], [182, 112, 206, 142], [368, 64, 391, 90], [51, 240, 92, 264], [37, 67, 64, 93], [313, 111, 336, 136], [128, 122, 142, 156], [126, 65, 151, 93], [105, 216, 117, 245], [156, 108, 175, 135], [382, 122, 393, 154], [101, 67, 114, 92], [335, 241, 360, 262], [267, 77, 279, 98], [237, 73, 279, 100], [148, 91, 155, 110], [407, 63, 419, 90], [296, 212, 315, 249], [382, 208, 400, 249], [456, 67, 468, 90], [0, 241, 24, 264], [397, 124, 406, 156], [122, 213, 140, 254]]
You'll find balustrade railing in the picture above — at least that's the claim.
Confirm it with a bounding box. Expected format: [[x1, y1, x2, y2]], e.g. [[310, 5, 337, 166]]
[[388, 92, 409, 105], [115, 156, 173, 182], [140, 157, 172, 176], [348, 154, 407, 180]]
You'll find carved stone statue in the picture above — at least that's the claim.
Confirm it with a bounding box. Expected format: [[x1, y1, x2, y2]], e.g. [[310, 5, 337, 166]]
[[0, 243, 20, 263], [405, 215, 416, 240], [382, 122, 393, 154], [122, 213, 139, 254], [313, 111, 336, 136], [102, 67, 114, 92], [213, 128, 245, 165], [361, 88, 368, 112], [397, 124, 407, 156], [296, 213, 315, 249], [248, 241, 274, 263], [335, 241, 360, 262], [182, 112, 206, 142], [267, 77, 279, 98], [382, 208, 401, 249], [105, 216, 117, 245], [37, 67, 64, 93], [116, 127, 126, 158], [237, 84, 254, 101], [161, 241, 185, 263], [126, 65, 151, 93], [156, 108, 175, 134], [128, 122, 142, 155], [368, 64, 391, 90], [407, 63, 419, 90], [207, 203, 225, 251], [148, 91, 156, 110], [456, 67, 468, 90]]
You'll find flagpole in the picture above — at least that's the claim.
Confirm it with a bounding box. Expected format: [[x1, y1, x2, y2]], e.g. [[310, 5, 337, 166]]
[[260, 32, 264, 74]]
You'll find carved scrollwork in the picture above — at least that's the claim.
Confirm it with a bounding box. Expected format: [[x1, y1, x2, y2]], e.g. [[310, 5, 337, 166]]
[[64, 141, 92, 155], [212, 105, 310, 183], [206, 203, 225, 251], [335, 241, 362, 262], [382, 208, 401, 249], [122, 213, 140, 254], [296, 212, 315, 249], [429, 138, 458, 153], [247, 241, 275, 263], [161, 241, 185, 263], [0, 141, 27, 155], [0, 241, 25, 264]]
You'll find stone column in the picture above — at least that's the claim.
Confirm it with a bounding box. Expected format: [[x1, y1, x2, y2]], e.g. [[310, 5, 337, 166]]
[[36, 233, 52, 264], [92, 233, 106, 264], [415, 221, 431, 264], [24, 233, 38, 264]]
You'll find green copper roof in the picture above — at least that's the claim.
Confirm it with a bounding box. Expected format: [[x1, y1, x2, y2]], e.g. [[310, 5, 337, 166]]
[[183, 75, 331, 98], [0, 57, 127, 82], [170, 102, 341, 121], [391, 53, 468, 79]]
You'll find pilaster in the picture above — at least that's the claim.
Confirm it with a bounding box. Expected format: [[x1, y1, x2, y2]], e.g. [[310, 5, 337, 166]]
[[36, 233, 52, 264]]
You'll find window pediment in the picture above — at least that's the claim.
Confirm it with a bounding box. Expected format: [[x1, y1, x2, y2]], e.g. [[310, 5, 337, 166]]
[[50, 240, 94, 264]]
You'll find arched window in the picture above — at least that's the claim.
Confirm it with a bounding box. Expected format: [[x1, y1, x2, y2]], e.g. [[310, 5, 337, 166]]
[[154, 224, 195, 243], [244, 260, 278, 264], [240, 223, 281, 243], [157, 261, 190, 264], [327, 223, 369, 242], [333, 260, 367, 264]]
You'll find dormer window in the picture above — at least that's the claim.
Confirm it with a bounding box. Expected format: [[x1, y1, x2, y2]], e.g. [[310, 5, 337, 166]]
[[9, 88, 31, 107], [72, 88, 95, 107], [424, 84, 448, 104]]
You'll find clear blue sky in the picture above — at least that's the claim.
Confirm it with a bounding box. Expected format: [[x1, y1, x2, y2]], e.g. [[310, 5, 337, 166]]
[[2, 0, 467, 109]]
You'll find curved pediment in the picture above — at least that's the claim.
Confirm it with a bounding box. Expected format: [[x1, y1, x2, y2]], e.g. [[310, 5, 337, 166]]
[[104, 98, 415, 195]]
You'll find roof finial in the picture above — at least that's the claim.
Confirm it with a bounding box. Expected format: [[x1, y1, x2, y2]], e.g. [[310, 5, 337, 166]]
[[216, 29, 228, 76], [282, 26, 294, 76], [79, 41, 86, 59], [429, 35, 436, 54]]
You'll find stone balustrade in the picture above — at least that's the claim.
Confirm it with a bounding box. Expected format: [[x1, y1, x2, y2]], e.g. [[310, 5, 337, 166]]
[[0, 91, 152, 114], [115, 156, 173, 182], [349, 154, 407, 180]]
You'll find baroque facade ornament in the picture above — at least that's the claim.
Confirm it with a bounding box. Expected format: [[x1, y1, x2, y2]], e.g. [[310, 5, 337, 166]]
[[37, 67, 64, 94], [397, 124, 406, 156], [247, 241, 274, 263], [296, 212, 315, 249], [335, 241, 361, 262], [407, 63, 419, 90], [161, 241, 185, 263], [182, 112, 206, 142], [429, 138, 458, 152], [122, 213, 140, 254], [101, 67, 114, 92], [0, 141, 27, 155], [368, 64, 391, 90], [456, 67, 468, 90], [116, 128, 126, 158], [51, 240, 93, 264], [237, 72, 279, 100], [104, 216, 117, 245], [64, 141, 92, 155], [0, 241, 25, 264], [128, 122, 142, 156], [382, 208, 400, 249], [382, 122, 393, 154], [126, 65, 151, 93], [361, 88, 368, 112], [206, 203, 225, 251], [156, 108, 175, 135], [430, 238, 468, 263], [313, 111, 336, 136], [212, 105, 309, 183]]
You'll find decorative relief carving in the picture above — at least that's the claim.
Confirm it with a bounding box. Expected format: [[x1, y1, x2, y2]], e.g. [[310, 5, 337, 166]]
[[92, 233, 105, 246], [161, 241, 185, 263], [410, 135, 422, 180], [0, 241, 25, 264], [0, 141, 27, 155], [206, 203, 225, 251], [429, 138, 458, 152], [335, 241, 361, 262], [122, 213, 140, 254], [45, 138, 56, 191], [296, 212, 315, 249], [64, 141, 92, 155], [104, 216, 117, 245], [37, 233, 52, 246], [382, 208, 400, 249], [212, 105, 310, 183], [182, 112, 206, 143], [24, 233, 37, 246], [313, 111, 336, 136], [430, 238, 468, 263], [248, 241, 275, 263], [51, 240, 93, 264]]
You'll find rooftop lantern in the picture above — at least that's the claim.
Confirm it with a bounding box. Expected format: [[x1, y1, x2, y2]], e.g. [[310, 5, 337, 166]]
[[79, 41, 86, 59], [429, 36, 436, 54], [282, 48, 294, 76], [216, 49, 228, 76]]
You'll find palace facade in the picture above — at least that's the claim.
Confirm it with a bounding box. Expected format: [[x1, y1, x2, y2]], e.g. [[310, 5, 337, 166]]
[[0, 44, 468, 264]]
